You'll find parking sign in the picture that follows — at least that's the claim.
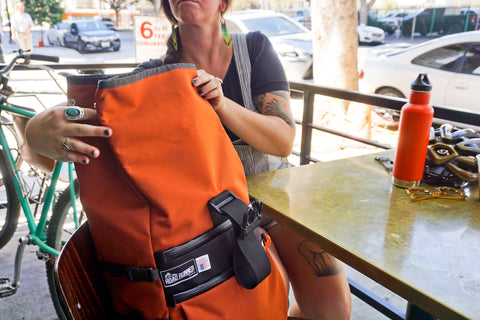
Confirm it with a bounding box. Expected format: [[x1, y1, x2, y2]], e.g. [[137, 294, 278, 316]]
[[134, 16, 170, 63]]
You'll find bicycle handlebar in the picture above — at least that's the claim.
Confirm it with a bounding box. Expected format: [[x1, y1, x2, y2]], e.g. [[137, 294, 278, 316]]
[[0, 50, 60, 77], [29, 54, 60, 63]]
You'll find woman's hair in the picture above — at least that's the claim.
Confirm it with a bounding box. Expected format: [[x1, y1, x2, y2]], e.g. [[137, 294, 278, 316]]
[[161, 0, 232, 64]]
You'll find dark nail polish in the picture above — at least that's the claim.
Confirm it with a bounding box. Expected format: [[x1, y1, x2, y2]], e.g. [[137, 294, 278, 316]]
[[91, 151, 96, 156], [192, 79, 197, 85], [104, 129, 110, 136], [201, 94, 207, 98], [197, 89, 203, 95], [82, 159, 87, 164]]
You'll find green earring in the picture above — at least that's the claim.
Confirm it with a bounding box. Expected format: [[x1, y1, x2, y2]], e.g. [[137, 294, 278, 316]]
[[172, 24, 178, 51], [220, 15, 232, 47]]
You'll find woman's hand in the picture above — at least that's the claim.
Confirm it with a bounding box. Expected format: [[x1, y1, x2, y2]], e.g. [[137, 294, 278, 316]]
[[25, 106, 112, 164], [192, 69, 225, 112]]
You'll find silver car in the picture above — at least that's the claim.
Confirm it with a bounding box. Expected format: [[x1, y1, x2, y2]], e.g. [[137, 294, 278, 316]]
[[225, 10, 313, 80], [47, 21, 70, 46]]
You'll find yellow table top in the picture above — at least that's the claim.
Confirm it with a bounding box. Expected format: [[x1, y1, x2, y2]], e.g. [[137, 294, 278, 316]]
[[247, 150, 480, 320]]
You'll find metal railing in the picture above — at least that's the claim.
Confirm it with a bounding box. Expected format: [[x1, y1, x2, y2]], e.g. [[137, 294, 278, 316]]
[[289, 79, 480, 165]]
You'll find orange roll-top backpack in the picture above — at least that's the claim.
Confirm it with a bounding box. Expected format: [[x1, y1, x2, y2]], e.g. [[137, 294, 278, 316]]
[[67, 64, 288, 320]]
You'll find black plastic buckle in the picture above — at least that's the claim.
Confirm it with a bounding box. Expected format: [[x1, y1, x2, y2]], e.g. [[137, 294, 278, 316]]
[[240, 200, 262, 239], [208, 190, 263, 239], [126, 267, 159, 283], [208, 190, 240, 215]]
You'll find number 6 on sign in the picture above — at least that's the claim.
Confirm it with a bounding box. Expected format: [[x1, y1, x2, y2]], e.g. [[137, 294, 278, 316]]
[[141, 21, 153, 39]]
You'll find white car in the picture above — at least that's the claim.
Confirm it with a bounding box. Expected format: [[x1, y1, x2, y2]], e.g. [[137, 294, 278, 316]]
[[225, 10, 313, 80], [357, 23, 385, 44], [47, 21, 70, 46], [359, 30, 480, 113]]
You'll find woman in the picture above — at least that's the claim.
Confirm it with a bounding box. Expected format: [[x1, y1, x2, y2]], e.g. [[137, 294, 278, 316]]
[[26, 0, 351, 318]]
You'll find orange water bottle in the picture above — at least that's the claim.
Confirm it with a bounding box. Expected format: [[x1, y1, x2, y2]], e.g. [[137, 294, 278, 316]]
[[392, 74, 433, 188]]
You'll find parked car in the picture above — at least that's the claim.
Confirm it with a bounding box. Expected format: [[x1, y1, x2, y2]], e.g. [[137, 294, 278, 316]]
[[63, 20, 121, 53], [376, 10, 414, 35], [98, 17, 115, 30], [225, 10, 313, 80], [47, 21, 70, 46], [359, 31, 480, 115], [401, 7, 478, 36], [292, 9, 311, 30], [357, 23, 385, 44]]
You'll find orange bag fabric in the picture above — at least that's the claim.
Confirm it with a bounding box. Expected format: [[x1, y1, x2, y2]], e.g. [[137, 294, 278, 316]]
[[68, 64, 288, 320]]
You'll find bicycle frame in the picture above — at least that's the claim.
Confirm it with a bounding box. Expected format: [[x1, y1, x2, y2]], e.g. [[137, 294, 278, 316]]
[[0, 101, 77, 257]]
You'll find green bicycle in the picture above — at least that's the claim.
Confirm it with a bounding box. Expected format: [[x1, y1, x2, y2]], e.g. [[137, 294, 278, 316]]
[[0, 50, 84, 320]]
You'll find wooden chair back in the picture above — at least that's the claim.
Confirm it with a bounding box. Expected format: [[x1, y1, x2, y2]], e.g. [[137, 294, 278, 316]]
[[54, 222, 116, 319]]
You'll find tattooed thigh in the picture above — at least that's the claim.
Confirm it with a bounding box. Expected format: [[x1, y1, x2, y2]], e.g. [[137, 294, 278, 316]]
[[298, 240, 343, 277]]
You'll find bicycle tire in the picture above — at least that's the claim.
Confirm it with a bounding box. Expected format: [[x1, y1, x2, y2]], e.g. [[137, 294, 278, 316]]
[[0, 119, 22, 186], [0, 150, 21, 249], [46, 179, 85, 320]]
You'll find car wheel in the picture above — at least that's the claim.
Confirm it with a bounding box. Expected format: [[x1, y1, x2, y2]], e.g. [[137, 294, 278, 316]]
[[47, 37, 54, 45], [77, 40, 86, 53], [113, 44, 120, 51], [377, 87, 404, 98], [375, 87, 404, 123]]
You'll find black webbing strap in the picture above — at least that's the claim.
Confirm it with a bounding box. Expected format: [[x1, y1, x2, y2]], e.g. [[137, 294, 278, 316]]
[[208, 190, 271, 289], [99, 260, 160, 282]]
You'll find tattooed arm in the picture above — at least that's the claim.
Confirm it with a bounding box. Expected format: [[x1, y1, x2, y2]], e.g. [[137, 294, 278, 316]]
[[211, 89, 296, 157], [252, 91, 295, 128]]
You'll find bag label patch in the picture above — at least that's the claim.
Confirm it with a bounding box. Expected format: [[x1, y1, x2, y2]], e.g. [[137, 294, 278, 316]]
[[160, 259, 198, 288]]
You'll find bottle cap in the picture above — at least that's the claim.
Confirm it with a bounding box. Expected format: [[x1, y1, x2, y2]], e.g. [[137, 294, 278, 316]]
[[411, 73, 432, 92]]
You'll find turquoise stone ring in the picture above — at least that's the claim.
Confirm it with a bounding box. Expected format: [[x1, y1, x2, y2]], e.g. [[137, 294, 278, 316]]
[[64, 106, 85, 121]]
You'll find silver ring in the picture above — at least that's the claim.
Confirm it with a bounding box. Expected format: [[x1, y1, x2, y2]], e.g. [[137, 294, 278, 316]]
[[215, 77, 223, 85], [64, 106, 85, 121], [62, 137, 71, 151]]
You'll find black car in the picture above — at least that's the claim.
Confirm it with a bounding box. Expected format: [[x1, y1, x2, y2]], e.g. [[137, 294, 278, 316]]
[[401, 7, 478, 36], [64, 20, 121, 53]]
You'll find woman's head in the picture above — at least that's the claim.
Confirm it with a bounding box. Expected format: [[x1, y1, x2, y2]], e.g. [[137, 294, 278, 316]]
[[161, 0, 232, 25], [161, 0, 232, 64]]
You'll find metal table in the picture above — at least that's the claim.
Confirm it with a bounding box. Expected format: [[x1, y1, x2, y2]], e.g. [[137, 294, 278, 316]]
[[247, 150, 480, 320]]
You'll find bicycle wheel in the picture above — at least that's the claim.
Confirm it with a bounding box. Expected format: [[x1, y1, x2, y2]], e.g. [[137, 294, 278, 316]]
[[0, 150, 21, 249], [46, 179, 85, 320], [0, 117, 22, 186]]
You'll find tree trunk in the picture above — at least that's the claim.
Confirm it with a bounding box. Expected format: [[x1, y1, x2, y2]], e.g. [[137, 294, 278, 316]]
[[311, 0, 371, 150], [312, 0, 358, 92], [153, 0, 162, 16], [359, 0, 376, 25]]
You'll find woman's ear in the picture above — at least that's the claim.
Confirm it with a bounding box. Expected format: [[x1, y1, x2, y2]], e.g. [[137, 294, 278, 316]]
[[220, 1, 227, 13]]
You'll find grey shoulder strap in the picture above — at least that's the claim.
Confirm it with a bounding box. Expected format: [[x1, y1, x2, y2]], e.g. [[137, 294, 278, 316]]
[[232, 33, 255, 112]]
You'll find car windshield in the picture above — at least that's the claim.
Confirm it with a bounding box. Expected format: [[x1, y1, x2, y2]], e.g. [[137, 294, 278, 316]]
[[241, 16, 305, 37], [76, 21, 109, 32]]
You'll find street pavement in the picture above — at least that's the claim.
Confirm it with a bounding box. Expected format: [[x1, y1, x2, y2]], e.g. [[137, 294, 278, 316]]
[[0, 31, 415, 319]]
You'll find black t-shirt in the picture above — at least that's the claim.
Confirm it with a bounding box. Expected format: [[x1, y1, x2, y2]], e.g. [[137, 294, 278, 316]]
[[135, 31, 289, 141]]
